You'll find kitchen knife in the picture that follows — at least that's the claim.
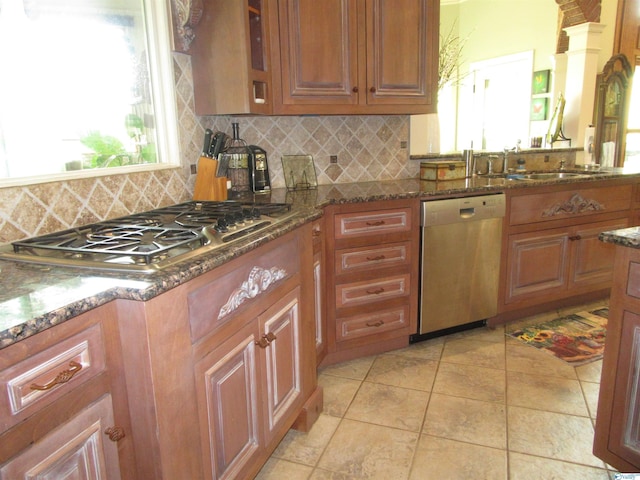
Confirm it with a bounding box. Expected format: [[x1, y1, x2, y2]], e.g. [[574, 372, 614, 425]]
[[209, 131, 227, 158], [202, 129, 214, 157], [211, 132, 231, 177]]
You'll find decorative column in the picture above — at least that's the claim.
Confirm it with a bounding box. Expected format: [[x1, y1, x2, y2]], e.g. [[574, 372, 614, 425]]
[[562, 23, 605, 155]]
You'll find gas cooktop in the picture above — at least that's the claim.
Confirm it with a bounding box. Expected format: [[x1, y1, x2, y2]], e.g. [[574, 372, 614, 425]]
[[0, 201, 296, 273]]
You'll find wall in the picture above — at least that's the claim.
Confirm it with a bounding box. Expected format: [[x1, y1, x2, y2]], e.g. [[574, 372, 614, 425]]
[[0, 54, 414, 243]]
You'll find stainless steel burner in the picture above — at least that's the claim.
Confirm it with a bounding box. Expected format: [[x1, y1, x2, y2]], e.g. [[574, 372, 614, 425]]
[[0, 201, 295, 273]]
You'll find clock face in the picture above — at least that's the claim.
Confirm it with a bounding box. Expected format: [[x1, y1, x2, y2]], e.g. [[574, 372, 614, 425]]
[[604, 80, 622, 118]]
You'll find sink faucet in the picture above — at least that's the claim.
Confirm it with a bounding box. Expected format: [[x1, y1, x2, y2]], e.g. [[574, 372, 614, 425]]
[[501, 140, 521, 172]]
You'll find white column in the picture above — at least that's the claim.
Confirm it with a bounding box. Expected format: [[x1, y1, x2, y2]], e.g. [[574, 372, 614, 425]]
[[562, 23, 605, 157]]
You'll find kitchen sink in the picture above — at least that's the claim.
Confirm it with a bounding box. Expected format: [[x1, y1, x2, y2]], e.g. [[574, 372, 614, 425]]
[[485, 170, 596, 182], [519, 172, 589, 180]]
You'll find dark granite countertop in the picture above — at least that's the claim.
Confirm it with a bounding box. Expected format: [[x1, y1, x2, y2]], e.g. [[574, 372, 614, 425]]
[[2, 167, 639, 349], [599, 227, 640, 249]]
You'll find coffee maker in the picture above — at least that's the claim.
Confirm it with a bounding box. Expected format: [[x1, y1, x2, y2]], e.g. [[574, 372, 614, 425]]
[[248, 145, 271, 192]]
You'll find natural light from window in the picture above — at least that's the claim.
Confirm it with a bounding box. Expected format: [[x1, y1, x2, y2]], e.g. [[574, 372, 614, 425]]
[[0, 0, 178, 183], [625, 71, 640, 170]]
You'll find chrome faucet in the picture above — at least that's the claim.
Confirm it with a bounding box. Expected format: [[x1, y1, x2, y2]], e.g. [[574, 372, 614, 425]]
[[502, 140, 521, 172]]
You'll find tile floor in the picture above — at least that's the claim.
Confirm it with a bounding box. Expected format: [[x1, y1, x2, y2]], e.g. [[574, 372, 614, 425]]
[[257, 300, 616, 479]]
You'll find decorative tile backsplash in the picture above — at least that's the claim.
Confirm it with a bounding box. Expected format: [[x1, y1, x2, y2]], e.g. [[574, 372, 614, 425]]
[[0, 53, 414, 243]]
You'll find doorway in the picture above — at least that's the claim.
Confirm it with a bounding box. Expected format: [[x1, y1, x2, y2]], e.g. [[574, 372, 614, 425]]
[[458, 51, 534, 152]]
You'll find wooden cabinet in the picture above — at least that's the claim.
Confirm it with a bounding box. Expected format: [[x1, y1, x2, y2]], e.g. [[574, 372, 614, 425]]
[[192, 0, 439, 115], [192, 0, 273, 115], [495, 181, 634, 323], [594, 244, 640, 472], [195, 287, 303, 479], [322, 199, 419, 365], [312, 218, 327, 365], [115, 225, 320, 479], [0, 303, 135, 480], [505, 218, 629, 304], [271, 0, 438, 115]]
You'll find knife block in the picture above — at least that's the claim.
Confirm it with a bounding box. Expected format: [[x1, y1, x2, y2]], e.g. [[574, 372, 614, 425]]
[[193, 157, 228, 201]]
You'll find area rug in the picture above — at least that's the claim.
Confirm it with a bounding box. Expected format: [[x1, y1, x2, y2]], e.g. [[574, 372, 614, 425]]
[[506, 308, 609, 366]]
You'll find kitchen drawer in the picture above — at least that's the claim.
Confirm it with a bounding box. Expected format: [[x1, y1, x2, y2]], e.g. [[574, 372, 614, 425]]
[[0, 323, 106, 432], [335, 274, 410, 309], [334, 208, 412, 240], [335, 241, 411, 275], [509, 185, 632, 226], [336, 305, 409, 342], [188, 233, 300, 342]]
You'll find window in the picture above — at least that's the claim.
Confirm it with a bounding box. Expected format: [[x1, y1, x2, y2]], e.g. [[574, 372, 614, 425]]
[[625, 69, 640, 169], [0, 0, 178, 184]]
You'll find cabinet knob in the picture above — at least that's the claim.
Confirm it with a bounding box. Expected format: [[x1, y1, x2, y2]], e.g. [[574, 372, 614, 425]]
[[369, 87, 376, 93], [255, 332, 277, 348], [366, 255, 386, 261], [366, 320, 384, 327], [104, 426, 126, 442], [569, 235, 582, 241], [30, 361, 82, 391], [352, 86, 359, 93], [365, 220, 385, 227]]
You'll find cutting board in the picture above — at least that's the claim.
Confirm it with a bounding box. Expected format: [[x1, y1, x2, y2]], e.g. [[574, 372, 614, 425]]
[[193, 156, 228, 201]]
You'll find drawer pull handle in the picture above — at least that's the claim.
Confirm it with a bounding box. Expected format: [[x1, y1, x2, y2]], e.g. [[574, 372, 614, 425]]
[[104, 426, 126, 442], [366, 320, 384, 327], [256, 332, 277, 348], [366, 287, 385, 295], [30, 361, 82, 391], [366, 255, 386, 261], [569, 235, 582, 241], [365, 220, 385, 226]]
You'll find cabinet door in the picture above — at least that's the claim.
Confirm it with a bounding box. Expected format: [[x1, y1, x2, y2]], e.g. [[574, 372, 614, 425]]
[[0, 395, 121, 480], [365, 0, 433, 106], [505, 228, 569, 303], [277, 0, 359, 105], [259, 288, 303, 443], [569, 218, 628, 289], [196, 323, 261, 480], [605, 309, 640, 467]]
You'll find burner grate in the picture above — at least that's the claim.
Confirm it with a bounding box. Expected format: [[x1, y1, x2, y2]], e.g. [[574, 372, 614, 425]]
[[3, 200, 295, 271]]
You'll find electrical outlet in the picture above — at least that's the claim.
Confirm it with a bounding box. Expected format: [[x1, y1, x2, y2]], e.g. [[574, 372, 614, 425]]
[[330, 155, 338, 164], [190, 164, 197, 174]]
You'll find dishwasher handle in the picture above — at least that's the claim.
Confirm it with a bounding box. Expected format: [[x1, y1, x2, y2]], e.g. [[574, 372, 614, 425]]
[[421, 193, 506, 227], [459, 207, 475, 219]]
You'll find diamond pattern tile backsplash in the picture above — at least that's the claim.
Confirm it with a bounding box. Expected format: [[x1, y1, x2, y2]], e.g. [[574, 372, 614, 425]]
[[0, 53, 414, 243]]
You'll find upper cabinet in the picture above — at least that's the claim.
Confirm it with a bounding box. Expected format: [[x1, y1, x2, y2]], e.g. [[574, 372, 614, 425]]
[[191, 0, 439, 115], [192, 0, 273, 115]]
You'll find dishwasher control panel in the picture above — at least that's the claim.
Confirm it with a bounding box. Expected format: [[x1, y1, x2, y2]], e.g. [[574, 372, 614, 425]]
[[421, 193, 506, 227]]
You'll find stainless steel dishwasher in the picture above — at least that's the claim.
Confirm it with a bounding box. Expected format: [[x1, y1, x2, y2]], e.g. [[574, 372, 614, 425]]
[[414, 193, 506, 339]]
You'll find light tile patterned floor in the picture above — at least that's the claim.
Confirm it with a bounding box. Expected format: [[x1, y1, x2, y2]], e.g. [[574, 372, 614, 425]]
[[257, 301, 616, 479]]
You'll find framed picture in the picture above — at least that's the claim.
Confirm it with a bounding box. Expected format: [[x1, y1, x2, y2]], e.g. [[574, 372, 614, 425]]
[[532, 69, 550, 94], [531, 97, 548, 121]]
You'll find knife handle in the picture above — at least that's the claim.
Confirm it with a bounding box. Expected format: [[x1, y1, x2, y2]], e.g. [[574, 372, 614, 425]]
[[203, 129, 214, 156]]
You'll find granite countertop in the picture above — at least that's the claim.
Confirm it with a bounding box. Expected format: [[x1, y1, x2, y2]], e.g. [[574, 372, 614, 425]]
[[599, 227, 640, 249], [1, 168, 638, 349]]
